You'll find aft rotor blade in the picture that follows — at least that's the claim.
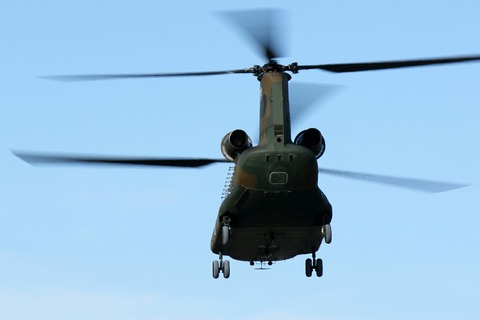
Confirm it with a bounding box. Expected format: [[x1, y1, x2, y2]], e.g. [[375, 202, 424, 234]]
[[298, 55, 480, 73], [14, 151, 228, 168], [42, 68, 255, 81], [318, 168, 469, 193], [220, 8, 288, 61]]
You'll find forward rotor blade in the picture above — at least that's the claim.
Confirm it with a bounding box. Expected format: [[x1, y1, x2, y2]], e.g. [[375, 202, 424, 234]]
[[250, 83, 339, 145], [220, 8, 288, 61], [41, 68, 255, 81], [289, 82, 340, 123], [298, 55, 480, 73], [318, 168, 469, 193], [14, 151, 228, 168]]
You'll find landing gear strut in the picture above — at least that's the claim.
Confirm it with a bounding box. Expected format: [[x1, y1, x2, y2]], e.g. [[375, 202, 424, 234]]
[[305, 252, 323, 277], [212, 253, 230, 279]]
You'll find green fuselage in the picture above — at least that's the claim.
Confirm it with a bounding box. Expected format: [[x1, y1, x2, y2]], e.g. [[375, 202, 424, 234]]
[[210, 72, 332, 262]]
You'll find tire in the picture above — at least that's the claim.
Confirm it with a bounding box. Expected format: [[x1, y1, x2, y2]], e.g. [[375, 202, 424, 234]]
[[315, 258, 323, 277], [223, 260, 230, 279], [323, 224, 332, 244], [212, 260, 220, 279], [305, 258, 313, 277], [221, 225, 229, 245]]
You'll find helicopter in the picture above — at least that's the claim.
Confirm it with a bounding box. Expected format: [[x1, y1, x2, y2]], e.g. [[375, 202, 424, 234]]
[[13, 9, 478, 279]]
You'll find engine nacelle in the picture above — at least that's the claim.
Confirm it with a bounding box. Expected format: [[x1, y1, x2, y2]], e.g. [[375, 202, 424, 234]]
[[221, 129, 253, 161], [294, 128, 326, 159]]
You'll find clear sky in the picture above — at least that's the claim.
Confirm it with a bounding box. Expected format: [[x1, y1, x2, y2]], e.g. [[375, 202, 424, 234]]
[[1, 1, 480, 319]]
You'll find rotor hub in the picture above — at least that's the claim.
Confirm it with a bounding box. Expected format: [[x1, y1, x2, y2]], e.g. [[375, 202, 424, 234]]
[[254, 61, 296, 80]]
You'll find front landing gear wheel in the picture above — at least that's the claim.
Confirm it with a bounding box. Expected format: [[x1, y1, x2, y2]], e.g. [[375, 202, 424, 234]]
[[212, 260, 220, 279], [212, 254, 231, 279], [306, 253, 323, 278], [305, 258, 313, 277], [223, 260, 230, 279], [315, 258, 323, 277]]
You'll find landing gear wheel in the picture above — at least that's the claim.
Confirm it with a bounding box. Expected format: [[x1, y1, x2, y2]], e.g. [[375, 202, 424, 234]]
[[221, 216, 231, 246], [223, 260, 230, 279], [212, 260, 220, 279], [315, 258, 323, 277], [221, 225, 230, 246], [212, 253, 231, 279], [323, 224, 332, 244], [305, 258, 313, 277], [306, 253, 324, 278]]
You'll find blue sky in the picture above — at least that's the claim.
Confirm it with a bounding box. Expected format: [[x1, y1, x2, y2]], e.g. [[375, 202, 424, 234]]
[[1, 1, 480, 319]]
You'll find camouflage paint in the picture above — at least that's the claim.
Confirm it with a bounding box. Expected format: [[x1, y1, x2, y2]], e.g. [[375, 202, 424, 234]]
[[211, 71, 332, 263], [259, 72, 292, 146]]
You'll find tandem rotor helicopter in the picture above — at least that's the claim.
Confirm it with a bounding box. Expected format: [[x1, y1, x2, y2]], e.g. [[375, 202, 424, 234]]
[[14, 9, 479, 279]]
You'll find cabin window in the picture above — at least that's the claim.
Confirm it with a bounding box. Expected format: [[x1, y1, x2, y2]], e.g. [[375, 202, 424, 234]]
[[269, 172, 288, 184]]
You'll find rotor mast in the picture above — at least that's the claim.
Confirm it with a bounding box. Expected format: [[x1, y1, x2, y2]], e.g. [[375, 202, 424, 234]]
[[258, 67, 292, 146]]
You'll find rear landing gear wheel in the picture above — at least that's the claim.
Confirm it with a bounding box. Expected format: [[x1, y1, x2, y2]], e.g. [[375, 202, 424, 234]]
[[221, 225, 230, 246], [322, 224, 332, 244], [221, 216, 231, 246]]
